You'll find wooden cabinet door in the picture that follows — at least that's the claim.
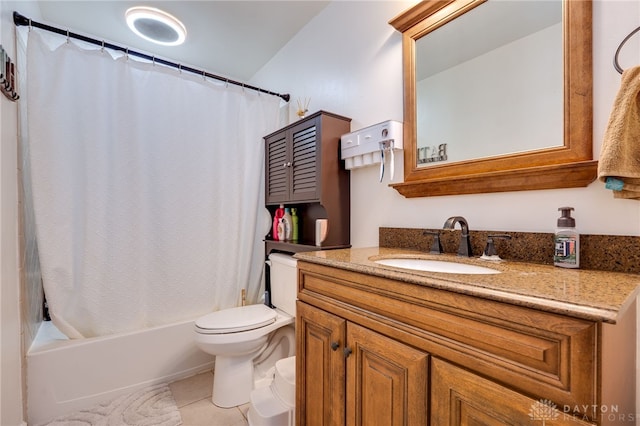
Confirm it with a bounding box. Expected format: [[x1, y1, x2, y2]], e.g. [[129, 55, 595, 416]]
[[289, 118, 320, 202], [265, 130, 289, 204], [296, 301, 346, 426], [346, 322, 429, 426], [431, 358, 595, 426], [265, 118, 320, 204]]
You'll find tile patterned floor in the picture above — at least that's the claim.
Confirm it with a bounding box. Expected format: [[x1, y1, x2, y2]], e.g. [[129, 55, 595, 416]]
[[169, 371, 249, 426]]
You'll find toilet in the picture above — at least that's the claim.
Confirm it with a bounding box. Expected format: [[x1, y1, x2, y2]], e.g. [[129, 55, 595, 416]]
[[193, 253, 297, 408]]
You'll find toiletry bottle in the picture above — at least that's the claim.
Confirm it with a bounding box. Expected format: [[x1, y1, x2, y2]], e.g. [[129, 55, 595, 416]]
[[282, 208, 293, 241], [277, 218, 286, 241], [272, 204, 284, 241], [554, 207, 579, 268], [291, 208, 299, 242]]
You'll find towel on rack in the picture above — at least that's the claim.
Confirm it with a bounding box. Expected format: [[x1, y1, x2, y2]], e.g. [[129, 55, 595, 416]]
[[598, 65, 640, 199]]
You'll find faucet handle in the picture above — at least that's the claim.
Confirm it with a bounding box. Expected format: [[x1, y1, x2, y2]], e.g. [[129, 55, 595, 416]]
[[482, 234, 512, 260], [423, 231, 443, 254]]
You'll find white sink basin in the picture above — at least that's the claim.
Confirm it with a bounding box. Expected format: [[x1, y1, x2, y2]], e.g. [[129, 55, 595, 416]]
[[374, 258, 500, 275]]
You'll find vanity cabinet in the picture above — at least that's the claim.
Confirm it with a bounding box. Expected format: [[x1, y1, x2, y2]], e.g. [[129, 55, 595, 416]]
[[264, 111, 351, 252], [296, 260, 633, 425]]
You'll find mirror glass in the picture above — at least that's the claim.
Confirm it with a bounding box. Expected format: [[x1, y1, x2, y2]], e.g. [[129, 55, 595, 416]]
[[389, 0, 596, 198], [415, 0, 563, 166]]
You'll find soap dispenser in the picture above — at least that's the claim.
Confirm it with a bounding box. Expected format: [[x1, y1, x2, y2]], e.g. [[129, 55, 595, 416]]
[[554, 207, 579, 268]]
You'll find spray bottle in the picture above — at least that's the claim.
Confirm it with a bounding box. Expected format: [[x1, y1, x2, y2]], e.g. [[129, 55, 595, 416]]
[[272, 204, 284, 241]]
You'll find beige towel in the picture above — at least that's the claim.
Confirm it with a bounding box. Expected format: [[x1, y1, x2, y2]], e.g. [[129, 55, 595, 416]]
[[598, 65, 640, 199]]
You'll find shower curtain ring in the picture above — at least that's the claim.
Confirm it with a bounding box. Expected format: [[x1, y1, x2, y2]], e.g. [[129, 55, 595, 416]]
[[28, 19, 32, 31], [125, 48, 129, 60], [225, 79, 229, 88], [202, 70, 206, 81], [66, 30, 70, 43], [152, 56, 155, 66], [179, 64, 182, 73], [101, 40, 105, 53]]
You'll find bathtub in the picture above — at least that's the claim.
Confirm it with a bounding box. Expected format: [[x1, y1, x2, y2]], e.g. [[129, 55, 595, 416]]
[[27, 319, 215, 425]]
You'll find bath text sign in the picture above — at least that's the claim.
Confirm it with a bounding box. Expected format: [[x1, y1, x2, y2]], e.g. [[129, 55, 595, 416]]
[[417, 143, 447, 164]]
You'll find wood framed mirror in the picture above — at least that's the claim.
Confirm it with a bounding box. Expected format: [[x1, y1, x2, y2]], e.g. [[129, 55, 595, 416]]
[[389, 0, 597, 198]]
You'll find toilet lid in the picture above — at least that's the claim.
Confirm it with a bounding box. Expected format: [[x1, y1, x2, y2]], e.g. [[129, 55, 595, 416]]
[[195, 304, 277, 334]]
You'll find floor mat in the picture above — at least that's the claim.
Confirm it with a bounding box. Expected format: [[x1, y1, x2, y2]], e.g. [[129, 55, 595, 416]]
[[43, 383, 182, 426]]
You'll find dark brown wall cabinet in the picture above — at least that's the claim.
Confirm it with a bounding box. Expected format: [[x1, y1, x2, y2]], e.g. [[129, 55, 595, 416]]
[[264, 111, 351, 253]]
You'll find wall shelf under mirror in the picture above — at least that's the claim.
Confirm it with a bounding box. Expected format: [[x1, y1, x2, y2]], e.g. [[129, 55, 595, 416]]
[[389, 0, 597, 197]]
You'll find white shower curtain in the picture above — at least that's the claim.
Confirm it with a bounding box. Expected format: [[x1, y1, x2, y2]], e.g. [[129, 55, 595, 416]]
[[24, 31, 281, 338]]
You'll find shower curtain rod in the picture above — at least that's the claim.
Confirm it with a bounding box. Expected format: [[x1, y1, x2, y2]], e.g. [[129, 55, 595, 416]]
[[13, 11, 291, 102]]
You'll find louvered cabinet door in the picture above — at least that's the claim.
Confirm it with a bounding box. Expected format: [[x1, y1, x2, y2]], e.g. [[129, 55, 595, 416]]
[[289, 118, 320, 202], [265, 131, 290, 204], [265, 118, 321, 204]]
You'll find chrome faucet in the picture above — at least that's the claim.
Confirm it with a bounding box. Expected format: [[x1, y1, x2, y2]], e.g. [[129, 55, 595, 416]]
[[443, 216, 472, 257]]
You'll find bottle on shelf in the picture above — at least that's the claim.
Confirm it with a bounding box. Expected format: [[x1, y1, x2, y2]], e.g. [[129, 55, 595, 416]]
[[291, 208, 299, 242], [282, 208, 293, 241], [277, 218, 286, 241], [272, 204, 285, 241]]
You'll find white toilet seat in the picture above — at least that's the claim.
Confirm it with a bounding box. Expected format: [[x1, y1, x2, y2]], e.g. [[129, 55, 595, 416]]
[[195, 304, 277, 334]]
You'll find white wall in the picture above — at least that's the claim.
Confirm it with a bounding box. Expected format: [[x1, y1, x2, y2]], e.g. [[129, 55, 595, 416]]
[[251, 0, 640, 248]]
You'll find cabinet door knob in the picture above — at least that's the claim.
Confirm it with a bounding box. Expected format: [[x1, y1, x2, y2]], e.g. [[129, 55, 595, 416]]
[[282, 161, 292, 168], [330, 341, 339, 351], [343, 347, 353, 357]]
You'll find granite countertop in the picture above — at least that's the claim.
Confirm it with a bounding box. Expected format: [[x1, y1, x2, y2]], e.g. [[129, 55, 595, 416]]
[[294, 247, 640, 324]]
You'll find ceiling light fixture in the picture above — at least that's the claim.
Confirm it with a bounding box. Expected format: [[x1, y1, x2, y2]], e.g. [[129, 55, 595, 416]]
[[125, 6, 186, 46]]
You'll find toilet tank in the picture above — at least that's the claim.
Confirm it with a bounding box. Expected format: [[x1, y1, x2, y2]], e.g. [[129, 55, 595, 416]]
[[268, 253, 298, 317]]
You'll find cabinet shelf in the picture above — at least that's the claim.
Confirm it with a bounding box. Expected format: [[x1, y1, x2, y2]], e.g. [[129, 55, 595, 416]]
[[265, 239, 351, 255]]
